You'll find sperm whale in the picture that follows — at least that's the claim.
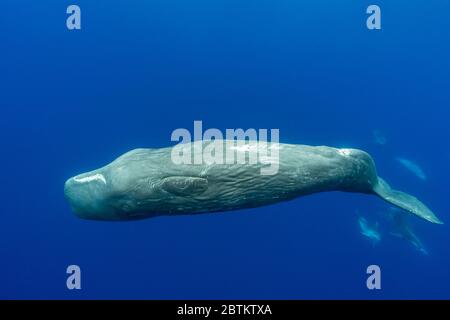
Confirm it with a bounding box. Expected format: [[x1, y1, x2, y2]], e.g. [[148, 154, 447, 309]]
[[64, 140, 442, 224]]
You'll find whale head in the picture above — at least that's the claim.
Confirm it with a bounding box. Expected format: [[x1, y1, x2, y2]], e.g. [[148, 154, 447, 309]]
[[64, 149, 168, 221], [64, 171, 119, 220]]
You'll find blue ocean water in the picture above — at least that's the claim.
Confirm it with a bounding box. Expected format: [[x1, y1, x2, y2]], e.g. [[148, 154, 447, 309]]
[[1, 0, 449, 299]]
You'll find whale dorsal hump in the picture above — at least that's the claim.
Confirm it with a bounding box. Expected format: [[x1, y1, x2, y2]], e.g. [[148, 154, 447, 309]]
[[161, 176, 208, 196]]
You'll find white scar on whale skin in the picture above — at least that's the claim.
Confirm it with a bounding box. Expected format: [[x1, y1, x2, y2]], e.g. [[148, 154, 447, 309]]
[[338, 148, 353, 156], [73, 173, 107, 185]]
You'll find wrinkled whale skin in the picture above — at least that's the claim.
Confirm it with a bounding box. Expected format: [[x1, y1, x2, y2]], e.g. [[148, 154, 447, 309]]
[[64, 141, 441, 224]]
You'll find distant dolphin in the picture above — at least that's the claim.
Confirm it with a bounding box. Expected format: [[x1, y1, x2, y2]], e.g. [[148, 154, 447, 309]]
[[390, 209, 428, 255], [372, 129, 387, 145], [64, 141, 442, 224], [396, 157, 427, 181], [358, 216, 381, 245]]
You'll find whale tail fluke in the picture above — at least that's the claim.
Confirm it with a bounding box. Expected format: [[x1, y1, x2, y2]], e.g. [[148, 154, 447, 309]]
[[373, 177, 443, 224]]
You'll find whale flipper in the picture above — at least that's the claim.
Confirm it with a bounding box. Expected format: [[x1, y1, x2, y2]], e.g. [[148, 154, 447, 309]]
[[373, 177, 442, 224], [161, 176, 208, 196]]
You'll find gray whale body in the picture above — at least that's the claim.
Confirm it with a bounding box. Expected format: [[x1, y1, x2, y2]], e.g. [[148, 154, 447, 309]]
[[64, 141, 442, 224]]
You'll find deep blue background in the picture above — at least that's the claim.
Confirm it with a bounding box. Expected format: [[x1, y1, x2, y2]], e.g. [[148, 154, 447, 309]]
[[1, 1, 449, 299]]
